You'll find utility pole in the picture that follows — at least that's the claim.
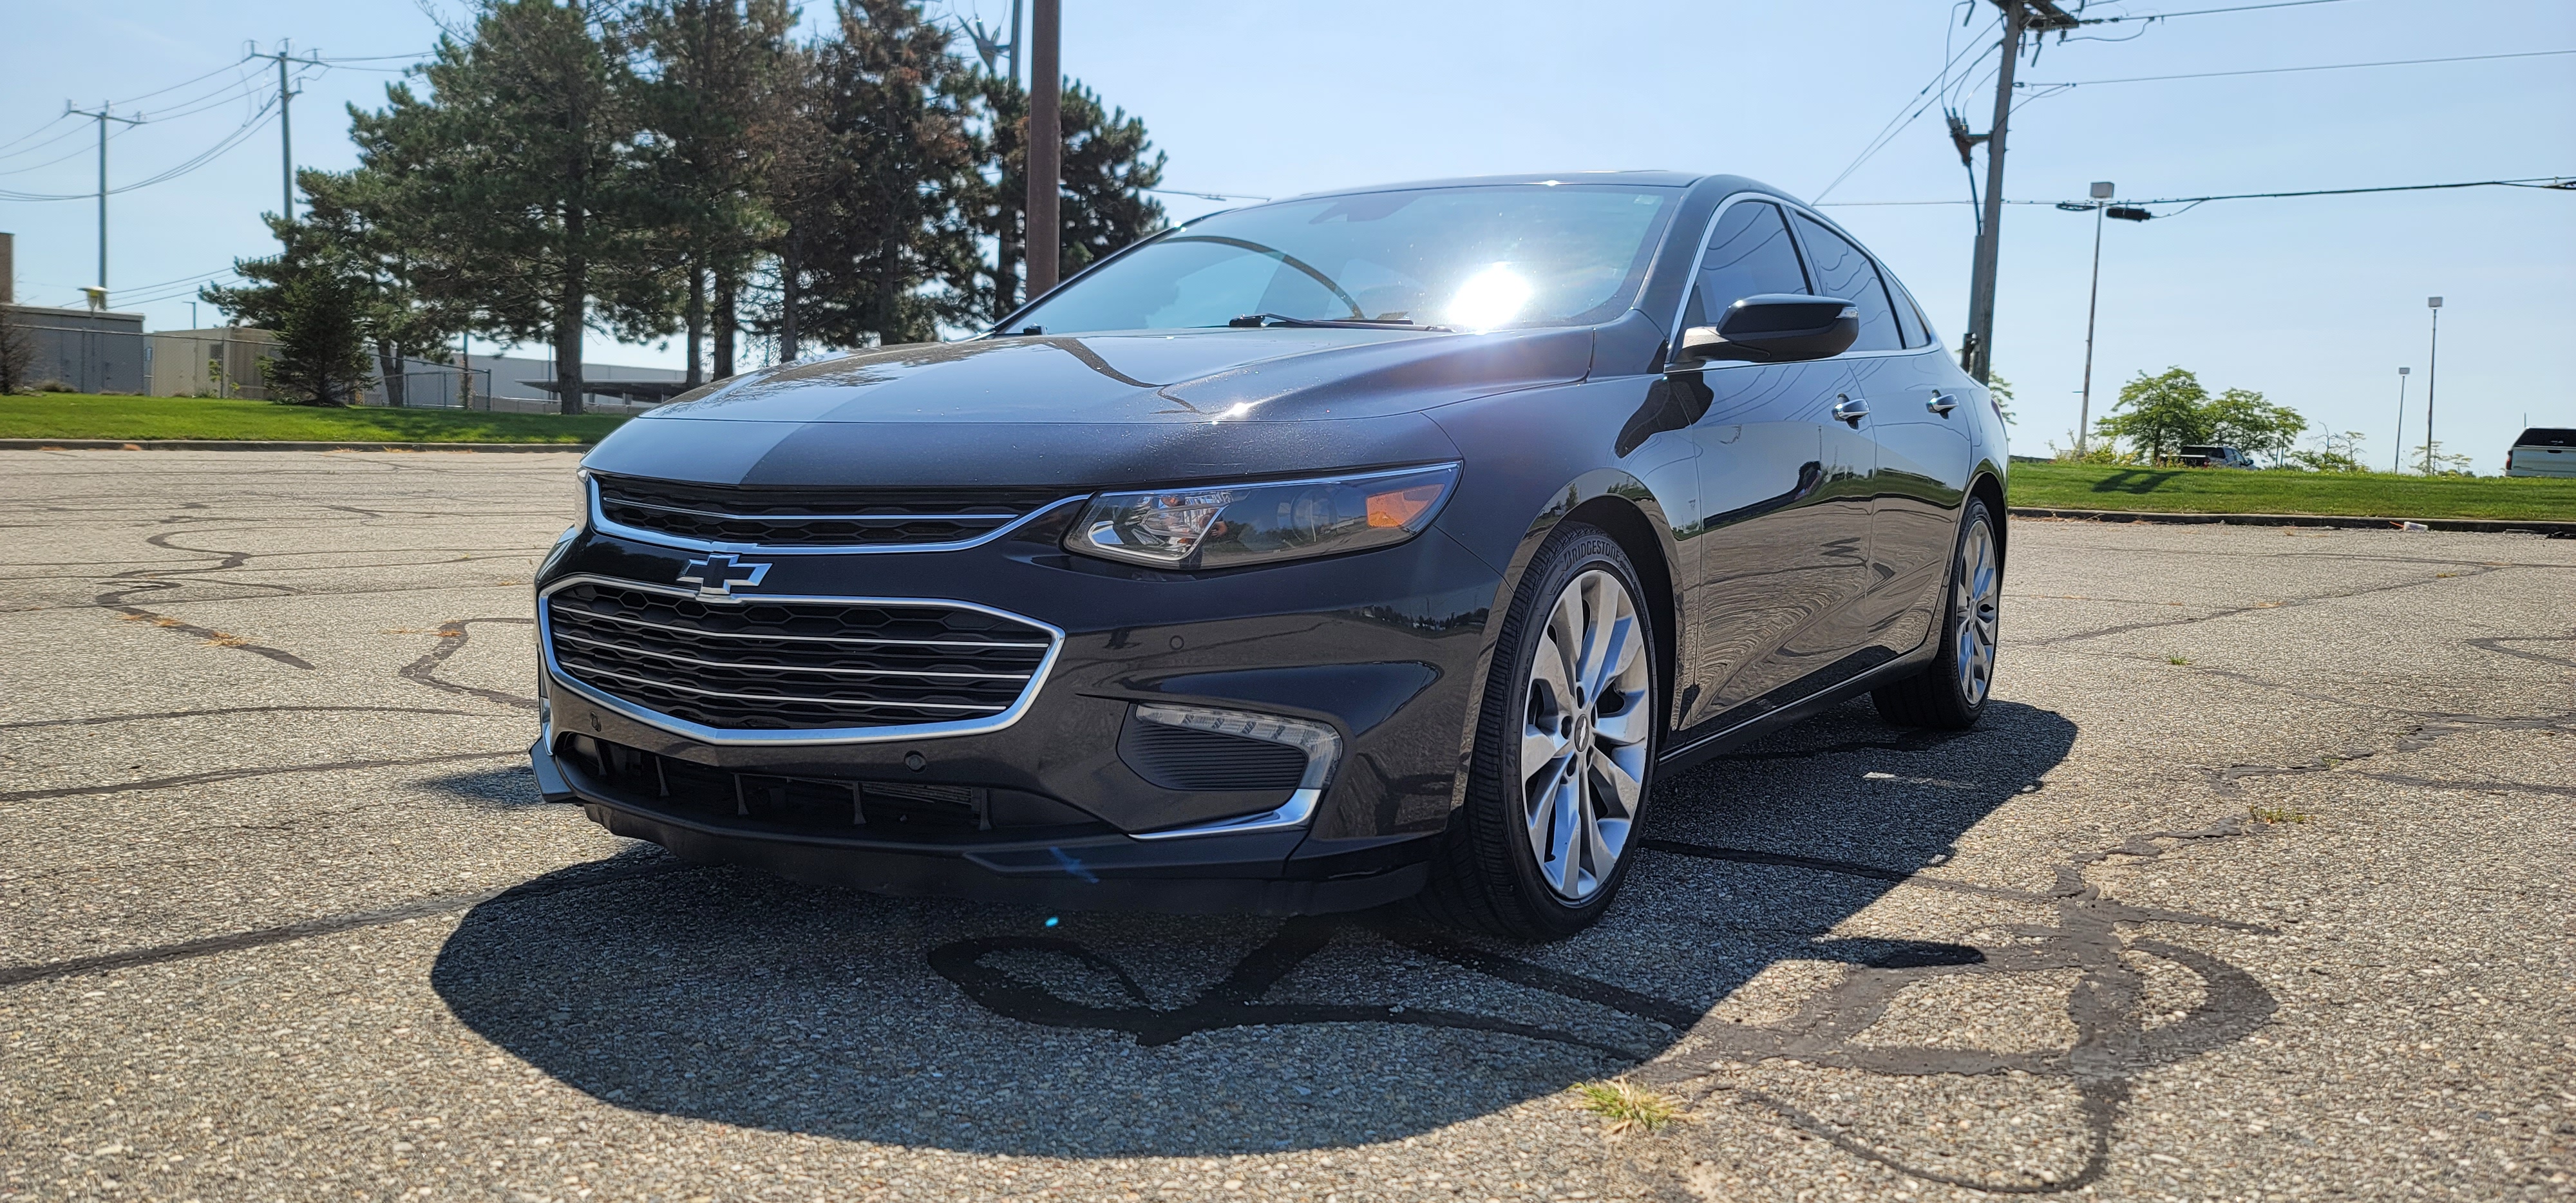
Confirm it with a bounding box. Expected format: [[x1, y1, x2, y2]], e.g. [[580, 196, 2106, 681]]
[[66, 101, 146, 298], [2391, 366, 2409, 474], [250, 42, 323, 225], [1025, 0, 1062, 301], [2074, 180, 2112, 454], [1958, 0, 2078, 384], [2421, 296, 2442, 474], [1009, 0, 1023, 88]]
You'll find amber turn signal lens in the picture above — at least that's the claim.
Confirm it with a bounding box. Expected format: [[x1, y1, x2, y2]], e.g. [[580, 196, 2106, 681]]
[[1365, 484, 1442, 528]]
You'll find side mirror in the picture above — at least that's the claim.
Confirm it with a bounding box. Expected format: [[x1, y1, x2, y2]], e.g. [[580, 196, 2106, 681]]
[[1676, 294, 1859, 365]]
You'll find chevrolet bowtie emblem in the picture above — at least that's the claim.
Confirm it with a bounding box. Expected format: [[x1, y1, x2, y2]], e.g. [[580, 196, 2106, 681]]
[[677, 553, 772, 598]]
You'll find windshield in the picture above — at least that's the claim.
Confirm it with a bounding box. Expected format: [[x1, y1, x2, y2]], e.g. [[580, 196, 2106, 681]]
[[1002, 184, 1679, 336]]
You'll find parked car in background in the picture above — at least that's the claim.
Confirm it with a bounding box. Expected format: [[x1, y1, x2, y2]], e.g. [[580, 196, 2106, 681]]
[[529, 171, 2009, 939], [2505, 428, 2576, 478], [2177, 444, 2257, 469]]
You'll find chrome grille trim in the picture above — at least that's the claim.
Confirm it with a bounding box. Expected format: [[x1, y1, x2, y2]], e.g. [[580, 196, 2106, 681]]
[[538, 574, 1065, 747], [587, 475, 1086, 556], [548, 629, 1037, 680], [568, 663, 1012, 714], [558, 605, 1050, 650]]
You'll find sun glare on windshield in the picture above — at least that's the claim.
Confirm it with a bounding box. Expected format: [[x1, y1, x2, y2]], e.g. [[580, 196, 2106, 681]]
[[1000, 184, 1676, 337], [1446, 263, 1533, 330]]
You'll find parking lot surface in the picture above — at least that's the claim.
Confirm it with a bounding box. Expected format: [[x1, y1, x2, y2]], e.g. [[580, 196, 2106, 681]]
[[2, 449, 2570, 1203]]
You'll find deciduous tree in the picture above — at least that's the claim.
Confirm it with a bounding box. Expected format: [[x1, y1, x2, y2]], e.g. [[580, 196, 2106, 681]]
[[2096, 367, 2213, 464]]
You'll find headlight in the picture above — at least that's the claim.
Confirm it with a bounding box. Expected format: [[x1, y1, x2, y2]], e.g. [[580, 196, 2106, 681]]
[[1066, 463, 1459, 570], [571, 469, 593, 531]]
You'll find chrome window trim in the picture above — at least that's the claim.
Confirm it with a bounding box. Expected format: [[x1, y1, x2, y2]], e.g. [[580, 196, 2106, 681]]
[[586, 477, 1088, 556], [1663, 192, 1948, 372], [538, 573, 1065, 747]]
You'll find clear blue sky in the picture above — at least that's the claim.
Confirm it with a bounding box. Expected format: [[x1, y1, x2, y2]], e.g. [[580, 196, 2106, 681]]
[[4, 1, 2568, 470]]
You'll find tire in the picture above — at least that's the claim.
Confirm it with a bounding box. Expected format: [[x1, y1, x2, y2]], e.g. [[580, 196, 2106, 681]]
[[1421, 522, 1659, 941], [1872, 495, 2000, 730]]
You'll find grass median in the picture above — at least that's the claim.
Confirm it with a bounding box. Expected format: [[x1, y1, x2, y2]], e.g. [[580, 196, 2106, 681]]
[[2009, 461, 2576, 522], [0, 393, 627, 444]]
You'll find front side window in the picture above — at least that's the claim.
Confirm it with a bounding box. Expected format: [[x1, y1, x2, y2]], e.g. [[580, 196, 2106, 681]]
[[1791, 213, 1902, 352], [1003, 185, 1678, 336], [1680, 200, 1809, 330]]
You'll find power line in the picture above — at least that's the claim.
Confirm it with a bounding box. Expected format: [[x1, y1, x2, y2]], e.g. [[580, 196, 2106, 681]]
[[1814, 14, 2005, 202], [2019, 47, 2576, 88], [2077, 0, 2363, 22], [1815, 175, 2573, 209], [0, 97, 280, 203]]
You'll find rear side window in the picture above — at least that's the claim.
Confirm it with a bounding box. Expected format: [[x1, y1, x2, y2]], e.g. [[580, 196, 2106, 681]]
[[1885, 274, 1932, 347], [2515, 428, 2576, 447], [1681, 200, 1808, 330], [1791, 213, 1902, 352]]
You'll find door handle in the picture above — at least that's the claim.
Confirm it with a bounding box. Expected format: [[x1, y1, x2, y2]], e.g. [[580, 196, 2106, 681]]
[[1926, 392, 1958, 415], [1832, 396, 1869, 427]]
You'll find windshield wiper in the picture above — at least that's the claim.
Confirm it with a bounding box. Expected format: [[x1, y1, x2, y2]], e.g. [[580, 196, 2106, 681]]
[[1227, 313, 1453, 332]]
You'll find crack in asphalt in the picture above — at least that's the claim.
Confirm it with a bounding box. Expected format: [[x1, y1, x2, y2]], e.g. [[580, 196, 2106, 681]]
[[2023, 565, 2504, 649], [0, 749, 520, 804], [0, 704, 482, 731], [926, 820, 2278, 1195], [399, 618, 541, 711], [90, 528, 316, 668], [0, 857, 696, 989]]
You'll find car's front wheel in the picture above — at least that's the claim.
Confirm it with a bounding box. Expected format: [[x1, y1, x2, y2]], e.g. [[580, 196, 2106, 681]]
[[1424, 523, 1658, 940], [1872, 495, 2000, 729]]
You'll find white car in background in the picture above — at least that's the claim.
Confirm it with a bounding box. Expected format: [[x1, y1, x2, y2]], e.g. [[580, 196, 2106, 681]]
[[2505, 428, 2575, 478]]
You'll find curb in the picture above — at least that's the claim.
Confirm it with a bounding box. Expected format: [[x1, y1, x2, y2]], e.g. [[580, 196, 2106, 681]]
[[0, 439, 593, 453], [2009, 506, 2575, 536]]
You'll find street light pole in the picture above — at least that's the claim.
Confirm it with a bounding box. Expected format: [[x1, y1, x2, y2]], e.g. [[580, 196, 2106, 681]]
[[2075, 180, 2113, 455], [2422, 296, 2442, 474], [2392, 366, 2409, 474]]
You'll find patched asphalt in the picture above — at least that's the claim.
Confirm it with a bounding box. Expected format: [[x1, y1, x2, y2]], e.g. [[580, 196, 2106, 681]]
[[2, 450, 2569, 1202]]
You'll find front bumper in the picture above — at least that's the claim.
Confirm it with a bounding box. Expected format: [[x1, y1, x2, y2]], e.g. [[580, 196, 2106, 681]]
[[531, 509, 1500, 913]]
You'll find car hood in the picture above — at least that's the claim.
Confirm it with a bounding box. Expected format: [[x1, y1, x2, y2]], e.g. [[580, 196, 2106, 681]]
[[583, 326, 1593, 489]]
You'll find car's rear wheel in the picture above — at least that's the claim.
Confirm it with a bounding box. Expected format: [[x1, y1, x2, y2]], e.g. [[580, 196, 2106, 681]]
[[1872, 495, 2000, 730], [1423, 523, 1658, 940]]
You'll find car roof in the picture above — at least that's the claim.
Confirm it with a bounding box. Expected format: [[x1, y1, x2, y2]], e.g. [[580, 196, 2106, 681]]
[[1274, 171, 1790, 202]]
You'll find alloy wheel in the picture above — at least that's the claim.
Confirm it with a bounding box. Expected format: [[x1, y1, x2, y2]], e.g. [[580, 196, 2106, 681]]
[[1520, 568, 1651, 901], [1953, 518, 2000, 705]]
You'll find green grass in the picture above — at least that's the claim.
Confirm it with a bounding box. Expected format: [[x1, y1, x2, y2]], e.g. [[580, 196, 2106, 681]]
[[2009, 462, 2576, 522], [0, 393, 625, 444]]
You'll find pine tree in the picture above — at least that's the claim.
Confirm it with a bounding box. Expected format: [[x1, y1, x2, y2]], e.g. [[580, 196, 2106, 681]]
[[347, 0, 665, 413], [769, 0, 980, 352], [964, 73, 1167, 325], [632, 0, 794, 385]]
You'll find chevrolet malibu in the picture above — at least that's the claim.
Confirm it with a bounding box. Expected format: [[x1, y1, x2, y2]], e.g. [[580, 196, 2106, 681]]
[[529, 171, 2009, 939]]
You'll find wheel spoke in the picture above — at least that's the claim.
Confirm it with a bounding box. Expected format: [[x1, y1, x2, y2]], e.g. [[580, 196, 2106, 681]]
[[1591, 699, 1649, 748], [1548, 779, 1581, 895], [1589, 745, 1643, 817]]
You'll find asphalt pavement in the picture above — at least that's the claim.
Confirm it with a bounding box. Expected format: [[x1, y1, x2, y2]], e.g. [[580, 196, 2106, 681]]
[[2, 450, 2569, 1203]]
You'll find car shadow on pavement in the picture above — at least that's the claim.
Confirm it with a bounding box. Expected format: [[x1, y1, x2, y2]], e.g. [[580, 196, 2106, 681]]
[[415, 764, 552, 808], [430, 699, 2078, 1157]]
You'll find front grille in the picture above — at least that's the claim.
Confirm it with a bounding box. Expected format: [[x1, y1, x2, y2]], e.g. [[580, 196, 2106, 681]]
[[544, 580, 1054, 732], [593, 475, 1066, 548]]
